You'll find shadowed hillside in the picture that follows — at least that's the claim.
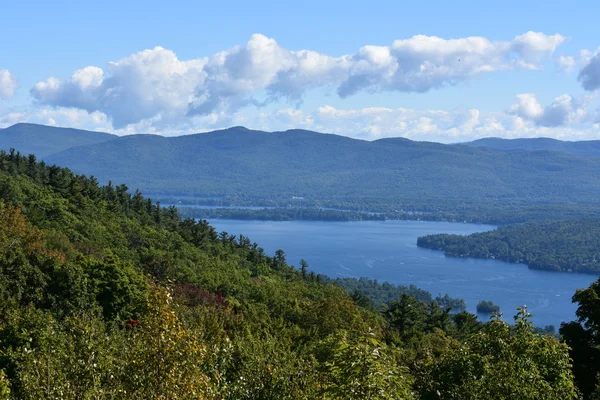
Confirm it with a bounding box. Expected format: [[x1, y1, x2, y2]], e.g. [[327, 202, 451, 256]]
[[463, 137, 600, 157]]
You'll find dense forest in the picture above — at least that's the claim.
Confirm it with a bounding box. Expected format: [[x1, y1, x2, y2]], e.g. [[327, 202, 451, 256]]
[[332, 277, 466, 311], [0, 148, 599, 398], [417, 219, 600, 273]]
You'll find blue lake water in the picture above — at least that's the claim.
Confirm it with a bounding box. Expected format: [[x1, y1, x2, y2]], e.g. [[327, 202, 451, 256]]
[[207, 219, 599, 328]]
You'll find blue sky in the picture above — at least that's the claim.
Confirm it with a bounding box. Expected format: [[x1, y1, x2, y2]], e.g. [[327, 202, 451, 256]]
[[1, 0, 599, 141]]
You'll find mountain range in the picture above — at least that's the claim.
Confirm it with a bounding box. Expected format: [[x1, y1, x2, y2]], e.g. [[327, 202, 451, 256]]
[[2, 123, 600, 213]]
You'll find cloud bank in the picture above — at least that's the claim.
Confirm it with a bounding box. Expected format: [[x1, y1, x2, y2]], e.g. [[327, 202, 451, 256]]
[[507, 93, 593, 127], [0, 105, 497, 140], [6, 98, 598, 144], [31, 32, 565, 129]]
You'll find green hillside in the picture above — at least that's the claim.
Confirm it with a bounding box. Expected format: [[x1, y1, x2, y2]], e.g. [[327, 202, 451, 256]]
[[0, 148, 588, 398]]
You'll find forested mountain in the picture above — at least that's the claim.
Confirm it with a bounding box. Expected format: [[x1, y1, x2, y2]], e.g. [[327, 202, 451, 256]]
[[463, 137, 600, 157], [0, 148, 590, 398], [417, 218, 600, 273], [0, 123, 116, 158], [36, 126, 600, 213], [2, 123, 600, 222]]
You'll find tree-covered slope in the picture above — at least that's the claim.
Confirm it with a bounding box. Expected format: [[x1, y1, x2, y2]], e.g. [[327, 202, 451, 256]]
[[463, 137, 600, 157], [0, 123, 116, 158], [42, 126, 600, 212], [0, 149, 583, 398], [417, 218, 600, 273]]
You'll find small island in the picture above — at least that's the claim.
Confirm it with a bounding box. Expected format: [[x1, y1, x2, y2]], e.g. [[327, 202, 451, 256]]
[[477, 300, 501, 314]]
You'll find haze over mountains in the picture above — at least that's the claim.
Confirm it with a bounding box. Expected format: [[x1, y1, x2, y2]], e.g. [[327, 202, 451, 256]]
[[2, 123, 600, 214]]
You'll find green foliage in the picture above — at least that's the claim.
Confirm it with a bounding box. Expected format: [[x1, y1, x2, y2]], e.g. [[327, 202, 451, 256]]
[[0, 370, 10, 399], [476, 300, 500, 314], [319, 330, 414, 399], [384, 295, 454, 339], [435, 294, 466, 311], [419, 308, 578, 399], [561, 278, 600, 398], [83, 254, 148, 320], [334, 277, 436, 307], [0, 149, 584, 398]]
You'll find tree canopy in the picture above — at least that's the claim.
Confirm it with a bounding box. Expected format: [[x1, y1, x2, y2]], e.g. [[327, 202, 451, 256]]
[[0, 148, 586, 398]]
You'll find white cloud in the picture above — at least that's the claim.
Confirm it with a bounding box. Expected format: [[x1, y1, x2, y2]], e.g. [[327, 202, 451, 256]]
[[31, 32, 564, 129], [256, 105, 511, 142], [0, 70, 18, 100], [32, 48, 207, 128], [556, 55, 576, 73], [188, 34, 347, 116], [506, 94, 544, 120], [339, 31, 563, 96], [506, 93, 593, 127], [510, 31, 565, 59]]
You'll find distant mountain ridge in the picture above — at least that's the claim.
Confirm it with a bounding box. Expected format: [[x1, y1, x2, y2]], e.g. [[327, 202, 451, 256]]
[[0, 123, 117, 158], [41, 126, 600, 209], [462, 137, 600, 157], [3, 123, 600, 215]]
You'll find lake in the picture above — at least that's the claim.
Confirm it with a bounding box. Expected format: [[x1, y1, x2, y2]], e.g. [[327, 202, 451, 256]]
[[208, 219, 599, 328]]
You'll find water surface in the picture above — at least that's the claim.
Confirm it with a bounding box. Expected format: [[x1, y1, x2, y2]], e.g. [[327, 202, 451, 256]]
[[208, 219, 598, 328]]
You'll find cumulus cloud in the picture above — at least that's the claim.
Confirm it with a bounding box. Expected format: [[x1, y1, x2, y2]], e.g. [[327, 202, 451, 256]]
[[187, 34, 348, 116], [338, 31, 564, 96], [506, 94, 544, 121], [31, 32, 564, 129], [556, 55, 576, 73], [0, 70, 18, 100], [506, 93, 593, 127], [32, 49, 206, 128], [579, 53, 600, 91]]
